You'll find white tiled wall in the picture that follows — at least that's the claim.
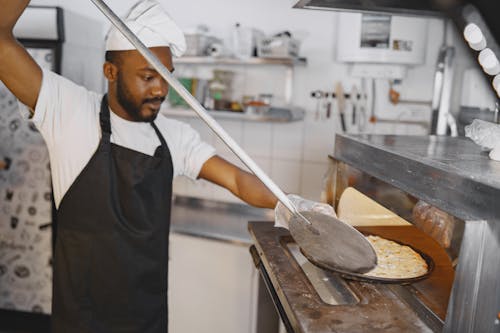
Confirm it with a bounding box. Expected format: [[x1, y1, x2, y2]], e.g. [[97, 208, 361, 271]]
[[170, 114, 332, 203], [242, 122, 273, 158]]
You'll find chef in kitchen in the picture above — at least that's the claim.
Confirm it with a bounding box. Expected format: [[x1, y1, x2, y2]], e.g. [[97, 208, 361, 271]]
[[0, 0, 335, 332]]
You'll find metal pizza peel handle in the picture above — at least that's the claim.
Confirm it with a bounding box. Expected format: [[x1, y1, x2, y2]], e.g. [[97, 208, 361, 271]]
[[89, 0, 377, 273]]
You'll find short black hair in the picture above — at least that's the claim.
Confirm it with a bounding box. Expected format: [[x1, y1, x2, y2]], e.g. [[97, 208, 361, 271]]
[[105, 51, 123, 65]]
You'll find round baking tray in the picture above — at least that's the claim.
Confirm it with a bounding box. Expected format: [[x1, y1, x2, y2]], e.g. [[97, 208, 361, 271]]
[[300, 236, 435, 284]]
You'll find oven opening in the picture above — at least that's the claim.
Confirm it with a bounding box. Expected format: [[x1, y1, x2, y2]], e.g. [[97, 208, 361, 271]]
[[286, 242, 360, 305]]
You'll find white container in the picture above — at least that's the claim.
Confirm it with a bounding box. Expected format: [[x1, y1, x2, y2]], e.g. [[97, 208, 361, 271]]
[[232, 23, 254, 59], [257, 35, 300, 58], [184, 33, 210, 56]]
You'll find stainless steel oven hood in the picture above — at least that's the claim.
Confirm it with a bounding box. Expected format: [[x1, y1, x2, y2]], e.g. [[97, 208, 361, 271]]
[[293, 0, 443, 17], [293, 0, 500, 48]]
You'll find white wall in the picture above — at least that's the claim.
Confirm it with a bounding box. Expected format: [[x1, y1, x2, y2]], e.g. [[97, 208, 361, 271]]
[[29, 0, 480, 203]]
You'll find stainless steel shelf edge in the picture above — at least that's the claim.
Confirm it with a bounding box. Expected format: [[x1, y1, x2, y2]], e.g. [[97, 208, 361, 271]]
[[176, 56, 307, 67], [162, 106, 305, 122], [293, 0, 443, 17], [170, 196, 273, 244], [332, 134, 500, 223]]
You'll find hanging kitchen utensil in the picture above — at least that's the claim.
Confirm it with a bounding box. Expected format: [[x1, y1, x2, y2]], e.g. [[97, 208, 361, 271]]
[[358, 79, 368, 132], [335, 82, 347, 132], [311, 90, 322, 120], [351, 85, 358, 126], [369, 78, 377, 124], [89, 0, 377, 273], [325, 96, 332, 119]]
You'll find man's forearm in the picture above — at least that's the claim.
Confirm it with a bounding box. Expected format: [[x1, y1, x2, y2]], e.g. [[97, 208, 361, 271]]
[[235, 171, 278, 209], [0, 0, 31, 35], [198, 155, 278, 209]]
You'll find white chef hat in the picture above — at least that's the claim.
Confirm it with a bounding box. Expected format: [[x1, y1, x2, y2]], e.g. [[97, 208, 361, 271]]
[[105, 0, 186, 57]]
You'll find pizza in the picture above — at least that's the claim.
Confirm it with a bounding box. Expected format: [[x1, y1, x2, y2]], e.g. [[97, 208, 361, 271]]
[[363, 235, 428, 279]]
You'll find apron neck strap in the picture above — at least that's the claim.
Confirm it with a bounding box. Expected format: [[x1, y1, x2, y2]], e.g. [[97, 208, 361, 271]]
[[151, 121, 167, 149]]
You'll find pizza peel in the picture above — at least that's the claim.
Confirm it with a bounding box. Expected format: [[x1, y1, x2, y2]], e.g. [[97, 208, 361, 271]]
[[89, 0, 377, 273]]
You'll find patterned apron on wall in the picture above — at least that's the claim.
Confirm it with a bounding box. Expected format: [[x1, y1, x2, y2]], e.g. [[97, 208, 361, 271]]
[[52, 95, 173, 333]]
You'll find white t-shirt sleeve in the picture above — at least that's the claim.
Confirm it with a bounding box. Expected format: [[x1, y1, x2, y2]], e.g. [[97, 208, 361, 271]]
[[25, 68, 98, 147], [17, 68, 101, 208], [160, 118, 215, 180]]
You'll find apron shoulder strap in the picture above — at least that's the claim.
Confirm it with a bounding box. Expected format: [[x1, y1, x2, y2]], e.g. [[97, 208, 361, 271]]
[[151, 121, 168, 148], [99, 94, 112, 143], [150, 121, 167, 148], [150, 121, 171, 158]]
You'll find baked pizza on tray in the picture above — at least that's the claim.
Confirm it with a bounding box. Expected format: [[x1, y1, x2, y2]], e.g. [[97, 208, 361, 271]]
[[363, 235, 428, 279]]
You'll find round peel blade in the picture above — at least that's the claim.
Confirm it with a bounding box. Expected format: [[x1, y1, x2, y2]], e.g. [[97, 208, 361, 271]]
[[289, 211, 377, 273]]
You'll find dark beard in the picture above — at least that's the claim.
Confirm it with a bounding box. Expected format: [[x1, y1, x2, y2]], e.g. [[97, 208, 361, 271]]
[[116, 74, 165, 122]]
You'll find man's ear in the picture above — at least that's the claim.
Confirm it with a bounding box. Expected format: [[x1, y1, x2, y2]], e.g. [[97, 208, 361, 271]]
[[103, 62, 119, 82]]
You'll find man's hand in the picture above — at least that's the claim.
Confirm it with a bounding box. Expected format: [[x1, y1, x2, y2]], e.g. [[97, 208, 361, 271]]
[[274, 194, 337, 229]]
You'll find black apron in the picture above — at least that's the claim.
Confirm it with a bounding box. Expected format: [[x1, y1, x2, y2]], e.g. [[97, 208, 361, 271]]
[[51, 95, 173, 333]]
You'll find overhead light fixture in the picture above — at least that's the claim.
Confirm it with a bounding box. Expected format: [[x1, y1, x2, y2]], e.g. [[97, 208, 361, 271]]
[[478, 48, 500, 75], [464, 23, 487, 51]]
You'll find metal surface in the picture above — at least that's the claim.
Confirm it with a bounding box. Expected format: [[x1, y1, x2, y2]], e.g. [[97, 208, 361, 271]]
[[333, 134, 500, 223], [333, 134, 500, 333], [289, 244, 443, 331], [293, 0, 442, 17], [287, 243, 361, 305], [430, 46, 455, 135], [162, 105, 305, 122], [444, 220, 500, 333], [249, 222, 452, 333], [170, 196, 273, 244], [175, 56, 307, 66], [250, 246, 295, 333], [388, 284, 445, 333], [289, 212, 377, 273]]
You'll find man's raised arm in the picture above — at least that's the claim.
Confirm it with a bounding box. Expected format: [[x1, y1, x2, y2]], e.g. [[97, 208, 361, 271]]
[[0, 0, 42, 111]]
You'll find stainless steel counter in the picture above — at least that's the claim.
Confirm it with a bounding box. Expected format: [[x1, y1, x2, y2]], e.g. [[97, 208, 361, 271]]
[[333, 134, 500, 222], [170, 196, 274, 244]]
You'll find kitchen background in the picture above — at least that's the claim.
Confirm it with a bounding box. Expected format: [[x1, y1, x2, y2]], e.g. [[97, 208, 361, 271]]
[[22, 0, 497, 204], [0, 0, 498, 332]]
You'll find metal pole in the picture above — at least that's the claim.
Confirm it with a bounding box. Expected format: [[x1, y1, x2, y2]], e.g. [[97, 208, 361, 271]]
[[90, 0, 298, 214]]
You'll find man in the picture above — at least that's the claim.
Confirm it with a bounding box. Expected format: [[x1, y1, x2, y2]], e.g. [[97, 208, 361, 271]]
[[0, 1, 334, 332]]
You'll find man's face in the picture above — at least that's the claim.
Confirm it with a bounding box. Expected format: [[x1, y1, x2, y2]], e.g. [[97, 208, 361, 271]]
[[109, 47, 174, 122]]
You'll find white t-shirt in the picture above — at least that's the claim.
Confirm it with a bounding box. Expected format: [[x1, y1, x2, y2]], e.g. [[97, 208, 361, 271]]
[[21, 69, 215, 208]]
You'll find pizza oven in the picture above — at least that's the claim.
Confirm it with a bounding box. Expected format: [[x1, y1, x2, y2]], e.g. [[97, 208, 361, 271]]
[[249, 134, 500, 333]]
